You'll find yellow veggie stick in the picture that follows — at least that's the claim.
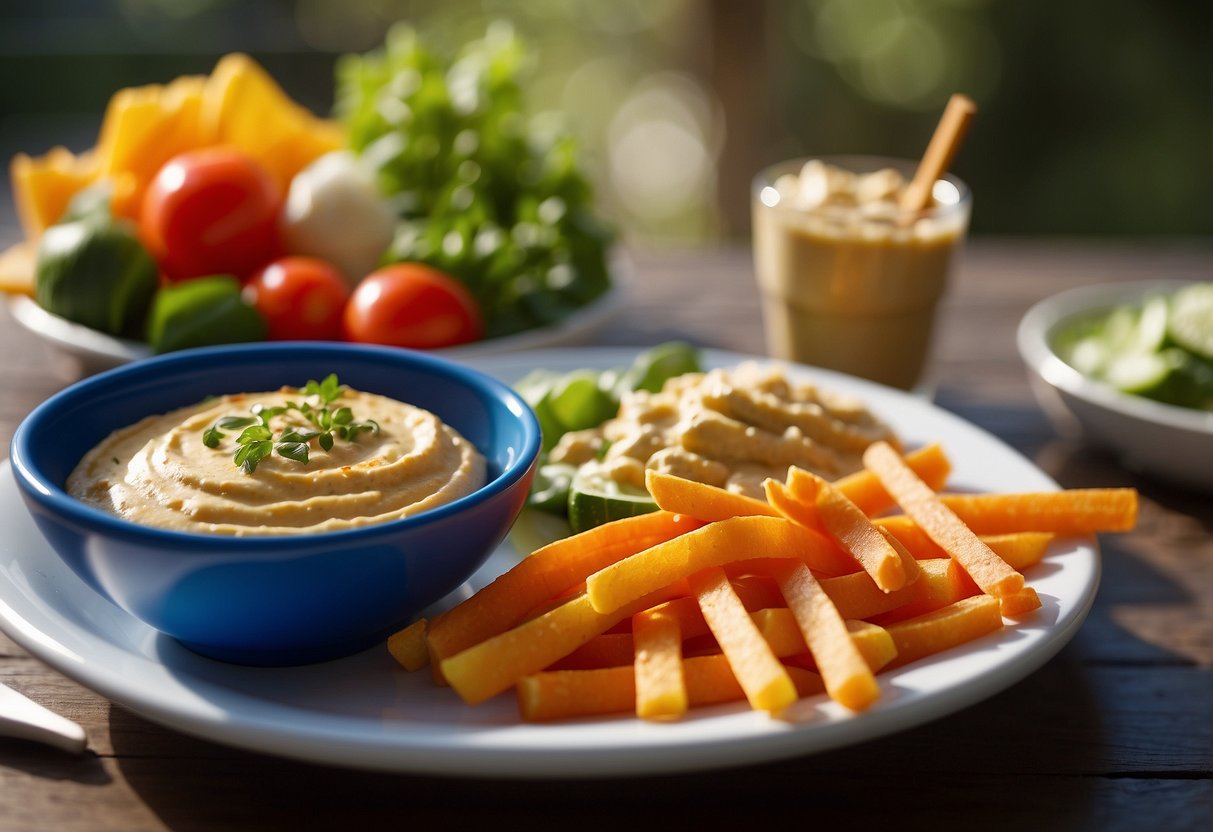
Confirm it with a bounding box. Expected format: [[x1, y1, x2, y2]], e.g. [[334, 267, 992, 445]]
[[937, 490, 1139, 535], [689, 567, 799, 713], [586, 515, 856, 615], [550, 632, 635, 670], [797, 443, 952, 516], [632, 609, 688, 720], [773, 561, 880, 711], [752, 609, 897, 673], [516, 656, 825, 722], [863, 442, 1025, 599], [441, 588, 677, 705], [386, 618, 430, 672], [646, 469, 778, 522], [428, 511, 700, 662], [883, 595, 1004, 669]]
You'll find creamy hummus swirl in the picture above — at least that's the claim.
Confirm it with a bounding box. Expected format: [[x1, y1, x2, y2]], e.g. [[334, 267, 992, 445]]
[[67, 386, 487, 536]]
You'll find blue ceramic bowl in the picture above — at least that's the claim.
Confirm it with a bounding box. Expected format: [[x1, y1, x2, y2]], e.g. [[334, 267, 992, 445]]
[[10, 342, 540, 666]]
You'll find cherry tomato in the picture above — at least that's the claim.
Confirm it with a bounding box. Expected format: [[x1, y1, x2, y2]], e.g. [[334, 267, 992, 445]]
[[140, 148, 282, 282], [242, 257, 351, 341], [343, 263, 483, 349]]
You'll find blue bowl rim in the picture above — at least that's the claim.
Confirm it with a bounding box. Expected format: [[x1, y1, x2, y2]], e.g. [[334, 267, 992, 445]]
[[10, 341, 542, 550]]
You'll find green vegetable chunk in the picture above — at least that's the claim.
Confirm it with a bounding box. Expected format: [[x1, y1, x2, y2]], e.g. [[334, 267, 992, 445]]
[[146, 275, 267, 354], [34, 217, 159, 338]]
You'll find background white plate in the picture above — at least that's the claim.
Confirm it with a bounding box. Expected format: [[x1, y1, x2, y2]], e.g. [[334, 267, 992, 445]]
[[0, 348, 1099, 778], [6, 279, 626, 374]]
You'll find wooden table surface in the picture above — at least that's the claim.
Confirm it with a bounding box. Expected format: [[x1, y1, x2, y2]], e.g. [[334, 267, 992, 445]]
[[1, 239, 1210, 831]]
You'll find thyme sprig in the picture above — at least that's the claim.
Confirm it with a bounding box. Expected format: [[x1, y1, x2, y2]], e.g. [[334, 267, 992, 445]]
[[202, 374, 380, 474]]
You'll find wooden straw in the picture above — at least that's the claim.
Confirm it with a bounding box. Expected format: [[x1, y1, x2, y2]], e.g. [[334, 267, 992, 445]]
[[899, 93, 977, 214]]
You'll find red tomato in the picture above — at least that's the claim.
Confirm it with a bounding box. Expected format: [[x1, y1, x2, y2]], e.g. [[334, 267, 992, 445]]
[[140, 148, 282, 282], [243, 257, 351, 341], [343, 263, 483, 349]]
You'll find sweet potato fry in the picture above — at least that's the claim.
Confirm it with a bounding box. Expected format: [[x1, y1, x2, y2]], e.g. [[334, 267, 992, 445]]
[[689, 567, 798, 713], [632, 608, 688, 719], [937, 489, 1138, 535], [863, 441, 1024, 599], [427, 511, 702, 663], [585, 515, 856, 615], [883, 595, 1004, 669], [386, 618, 429, 672], [441, 587, 678, 705], [772, 561, 880, 711], [516, 655, 825, 722], [646, 469, 778, 522], [795, 443, 952, 516]]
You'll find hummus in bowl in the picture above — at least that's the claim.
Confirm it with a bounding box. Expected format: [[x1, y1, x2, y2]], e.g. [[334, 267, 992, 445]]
[[69, 385, 486, 536], [10, 342, 540, 665]]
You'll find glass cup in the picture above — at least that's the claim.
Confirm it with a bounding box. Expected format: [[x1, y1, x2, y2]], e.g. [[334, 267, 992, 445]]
[[750, 155, 972, 391]]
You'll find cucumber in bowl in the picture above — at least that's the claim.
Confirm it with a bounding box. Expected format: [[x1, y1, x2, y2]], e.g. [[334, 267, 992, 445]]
[[1053, 282, 1213, 411]]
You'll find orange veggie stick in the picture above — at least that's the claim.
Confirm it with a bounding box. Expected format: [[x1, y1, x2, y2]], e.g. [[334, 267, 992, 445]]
[[516, 655, 825, 722], [646, 469, 778, 522], [937, 490, 1138, 535], [773, 561, 880, 711], [428, 511, 702, 662], [999, 586, 1042, 617], [875, 516, 1054, 572], [883, 595, 1004, 669], [863, 442, 1024, 599], [868, 558, 979, 624], [818, 570, 915, 621], [800, 469, 910, 591], [387, 618, 430, 672], [766, 477, 821, 532], [549, 632, 635, 670], [751, 608, 897, 673], [441, 588, 678, 705], [689, 567, 798, 713], [585, 515, 855, 615], [632, 608, 688, 719], [800, 443, 952, 516]]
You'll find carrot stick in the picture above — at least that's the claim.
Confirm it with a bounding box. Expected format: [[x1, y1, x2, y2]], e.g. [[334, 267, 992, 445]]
[[883, 595, 1003, 669], [386, 618, 429, 672], [632, 608, 688, 719], [800, 443, 952, 516], [646, 469, 778, 522], [937, 490, 1138, 535], [755, 611, 897, 673], [548, 632, 635, 670], [688, 567, 798, 713], [515, 655, 824, 722], [998, 586, 1042, 617], [867, 558, 979, 624], [772, 561, 880, 711], [585, 515, 856, 615], [863, 441, 1024, 599], [800, 467, 908, 591], [427, 511, 702, 662], [441, 587, 678, 705], [875, 516, 1054, 571]]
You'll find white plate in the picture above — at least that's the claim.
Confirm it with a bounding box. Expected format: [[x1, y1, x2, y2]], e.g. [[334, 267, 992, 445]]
[[0, 348, 1099, 779], [1018, 279, 1213, 492], [6, 279, 626, 375]]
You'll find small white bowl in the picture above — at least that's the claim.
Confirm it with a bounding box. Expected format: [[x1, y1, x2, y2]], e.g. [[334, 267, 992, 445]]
[[1017, 279, 1213, 491]]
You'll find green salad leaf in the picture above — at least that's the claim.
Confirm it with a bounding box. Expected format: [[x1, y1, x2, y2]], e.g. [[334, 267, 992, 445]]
[[336, 23, 613, 339]]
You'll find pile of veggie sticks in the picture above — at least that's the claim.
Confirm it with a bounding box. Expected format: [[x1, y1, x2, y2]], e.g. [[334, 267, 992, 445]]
[[389, 442, 1138, 722]]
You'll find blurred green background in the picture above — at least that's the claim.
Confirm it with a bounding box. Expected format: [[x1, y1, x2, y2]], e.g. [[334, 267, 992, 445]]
[[1, 0, 1209, 247]]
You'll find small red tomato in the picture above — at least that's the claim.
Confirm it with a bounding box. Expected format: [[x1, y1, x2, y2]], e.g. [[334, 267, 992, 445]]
[[343, 263, 483, 349], [243, 257, 351, 341], [141, 147, 282, 282]]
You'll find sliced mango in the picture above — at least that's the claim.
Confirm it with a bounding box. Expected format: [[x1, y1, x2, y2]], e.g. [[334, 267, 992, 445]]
[[10, 147, 99, 238]]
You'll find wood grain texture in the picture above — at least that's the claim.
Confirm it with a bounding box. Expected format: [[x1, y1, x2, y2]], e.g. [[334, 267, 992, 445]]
[[1, 239, 1210, 830]]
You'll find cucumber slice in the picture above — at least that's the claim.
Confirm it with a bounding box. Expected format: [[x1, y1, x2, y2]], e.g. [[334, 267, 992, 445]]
[[567, 468, 658, 534], [1168, 283, 1213, 362], [1103, 350, 1177, 395]]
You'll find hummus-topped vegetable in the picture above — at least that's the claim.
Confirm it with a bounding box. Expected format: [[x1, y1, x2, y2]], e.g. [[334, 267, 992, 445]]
[[67, 380, 486, 536]]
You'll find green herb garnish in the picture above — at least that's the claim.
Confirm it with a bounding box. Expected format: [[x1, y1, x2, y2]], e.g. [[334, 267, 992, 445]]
[[202, 374, 380, 474]]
